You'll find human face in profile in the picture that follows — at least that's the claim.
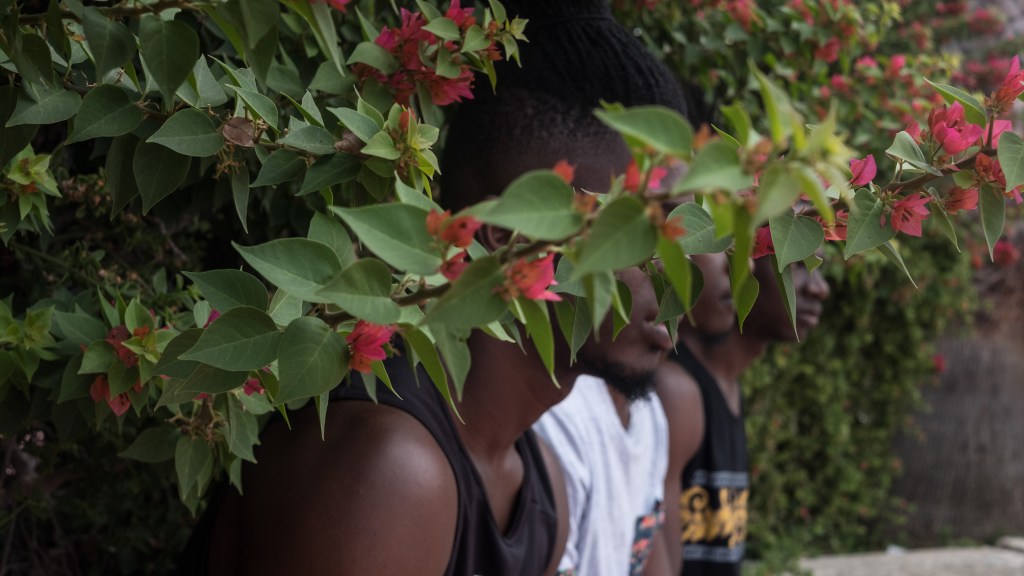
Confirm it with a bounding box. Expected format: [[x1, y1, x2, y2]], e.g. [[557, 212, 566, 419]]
[[747, 250, 830, 342]]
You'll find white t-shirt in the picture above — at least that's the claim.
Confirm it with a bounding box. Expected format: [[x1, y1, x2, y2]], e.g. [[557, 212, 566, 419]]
[[533, 375, 669, 576]]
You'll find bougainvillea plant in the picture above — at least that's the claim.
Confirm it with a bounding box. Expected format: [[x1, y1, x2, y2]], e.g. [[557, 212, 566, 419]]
[[1, 0, 1022, 523]]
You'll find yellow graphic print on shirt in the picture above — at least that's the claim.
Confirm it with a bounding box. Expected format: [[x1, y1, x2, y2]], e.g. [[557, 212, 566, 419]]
[[679, 486, 748, 547]]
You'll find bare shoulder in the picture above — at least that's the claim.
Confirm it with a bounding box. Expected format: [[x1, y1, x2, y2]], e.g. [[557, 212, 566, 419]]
[[655, 360, 705, 466], [218, 400, 458, 576], [536, 435, 570, 576]]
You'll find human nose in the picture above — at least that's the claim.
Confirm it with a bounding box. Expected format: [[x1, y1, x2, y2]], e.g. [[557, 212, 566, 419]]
[[804, 269, 830, 300]]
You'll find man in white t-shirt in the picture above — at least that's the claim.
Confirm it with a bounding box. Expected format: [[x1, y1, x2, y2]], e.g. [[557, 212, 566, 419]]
[[534, 375, 669, 575]]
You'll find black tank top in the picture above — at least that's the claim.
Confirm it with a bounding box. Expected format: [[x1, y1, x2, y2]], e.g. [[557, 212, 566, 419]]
[[333, 357, 559, 575], [670, 343, 748, 576]]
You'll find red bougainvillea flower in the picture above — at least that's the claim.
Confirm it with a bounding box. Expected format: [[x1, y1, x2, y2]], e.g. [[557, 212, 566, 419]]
[[623, 160, 669, 194], [243, 377, 265, 396], [660, 216, 686, 241], [905, 121, 923, 144], [973, 154, 1023, 203], [752, 226, 775, 259], [819, 210, 848, 241], [425, 68, 475, 106], [945, 187, 979, 213], [815, 37, 841, 64], [553, 160, 576, 184], [886, 54, 907, 77], [928, 102, 984, 156], [992, 56, 1024, 111], [501, 254, 561, 302], [890, 195, 931, 237], [849, 155, 877, 187], [399, 108, 415, 133], [90, 375, 109, 403], [108, 393, 131, 417], [347, 321, 395, 374], [445, 0, 476, 30], [105, 325, 138, 368], [440, 250, 469, 281], [933, 354, 947, 374], [311, 0, 352, 12], [988, 119, 1013, 147], [993, 239, 1021, 267], [440, 215, 482, 248], [426, 209, 450, 237]]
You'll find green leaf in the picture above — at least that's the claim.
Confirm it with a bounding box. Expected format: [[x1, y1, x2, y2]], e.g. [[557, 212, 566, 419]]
[[424, 256, 506, 328], [79, 341, 115, 374], [515, 297, 555, 378], [925, 79, 987, 126], [66, 85, 144, 144], [58, 356, 93, 403], [133, 141, 191, 213], [996, 132, 1024, 193], [6, 86, 81, 127], [331, 204, 442, 276], [181, 307, 281, 371], [147, 108, 225, 157], [175, 436, 213, 497], [278, 125, 335, 155], [733, 273, 759, 332], [423, 17, 461, 40], [316, 260, 401, 324], [769, 254, 798, 340], [657, 237, 696, 317], [231, 168, 250, 232], [298, 153, 360, 196], [328, 106, 381, 143], [226, 394, 260, 462], [672, 203, 732, 255], [979, 184, 1006, 260], [251, 150, 306, 187], [178, 56, 228, 108], [308, 212, 355, 268], [184, 270, 268, 313], [267, 289, 303, 327], [361, 131, 400, 160], [584, 270, 616, 331], [594, 105, 693, 157], [844, 189, 896, 258], [158, 363, 249, 406], [886, 131, 942, 176], [927, 194, 960, 252], [432, 325, 471, 401], [674, 141, 752, 194], [347, 41, 398, 75], [139, 18, 200, 108], [239, 0, 279, 48], [53, 310, 107, 347], [720, 102, 753, 146], [10, 32, 54, 91], [573, 197, 657, 277], [769, 212, 825, 271], [106, 134, 140, 216], [152, 329, 202, 380], [752, 66, 798, 146], [474, 171, 584, 241], [877, 242, 917, 288], [275, 317, 348, 405], [120, 425, 180, 463], [403, 328, 457, 413], [234, 238, 343, 301], [753, 164, 802, 225], [228, 85, 279, 129], [82, 7, 137, 80]]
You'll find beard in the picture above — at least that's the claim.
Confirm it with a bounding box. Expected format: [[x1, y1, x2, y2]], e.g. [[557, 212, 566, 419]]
[[578, 355, 656, 404]]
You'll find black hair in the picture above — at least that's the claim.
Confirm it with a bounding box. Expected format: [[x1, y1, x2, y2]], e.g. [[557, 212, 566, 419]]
[[439, 0, 704, 211]]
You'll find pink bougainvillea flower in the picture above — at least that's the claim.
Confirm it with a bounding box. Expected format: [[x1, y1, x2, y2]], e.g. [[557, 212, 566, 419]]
[[243, 377, 265, 396], [90, 375, 109, 403], [830, 74, 851, 93], [552, 159, 576, 184], [973, 154, 1021, 203], [501, 254, 561, 302], [819, 210, 849, 242], [945, 187, 978, 213], [204, 309, 220, 328], [928, 102, 984, 156], [425, 68, 475, 106], [890, 195, 931, 237], [993, 56, 1024, 110], [440, 215, 483, 249], [623, 160, 669, 194], [988, 119, 1013, 147], [647, 166, 670, 192], [426, 209, 450, 238], [445, 0, 476, 30], [105, 325, 138, 368], [814, 37, 841, 64], [440, 250, 469, 281], [752, 226, 775, 259], [107, 393, 131, 417], [993, 239, 1021, 267], [886, 54, 907, 77], [311, 0, 352, 12], [905, 121, 923, 144], [849, 155, 877, 187], [933, 354, 947, 374], [346, 321, 395, 374]]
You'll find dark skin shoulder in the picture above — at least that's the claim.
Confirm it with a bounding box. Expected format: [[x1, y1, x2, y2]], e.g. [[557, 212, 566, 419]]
[[208, 400, 458, 576], [655, 359, 706, 575], [536, 436, 570, 576]]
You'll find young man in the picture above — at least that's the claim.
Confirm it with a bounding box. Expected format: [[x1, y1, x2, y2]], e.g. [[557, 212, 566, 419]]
[[657, 252, 831, 575], [186, 2, 699, 575]]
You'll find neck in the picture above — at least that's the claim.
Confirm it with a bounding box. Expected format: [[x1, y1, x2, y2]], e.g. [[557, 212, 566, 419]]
[[454, 332, 579, 459], [679, 328, 767, 382]]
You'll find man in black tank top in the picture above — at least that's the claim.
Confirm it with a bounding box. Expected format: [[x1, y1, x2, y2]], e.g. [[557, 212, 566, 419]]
[[656, 250, 830, 575], [181, 1, 704, 573]]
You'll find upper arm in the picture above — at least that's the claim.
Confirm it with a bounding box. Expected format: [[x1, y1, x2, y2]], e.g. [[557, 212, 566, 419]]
[[537, 436, 570, 576], [655, 360, 705, 574], [227, 402, 458, 576]]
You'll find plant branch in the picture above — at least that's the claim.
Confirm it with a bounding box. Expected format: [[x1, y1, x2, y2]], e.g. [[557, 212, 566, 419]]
[[9, 242, 95, 286]]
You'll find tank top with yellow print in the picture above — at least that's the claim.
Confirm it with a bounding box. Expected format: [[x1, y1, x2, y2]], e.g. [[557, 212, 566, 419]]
[[670, 343, 748, 576]]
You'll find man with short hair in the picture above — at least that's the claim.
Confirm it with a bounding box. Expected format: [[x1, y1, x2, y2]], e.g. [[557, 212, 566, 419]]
[[658, 251, 831, 575]]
